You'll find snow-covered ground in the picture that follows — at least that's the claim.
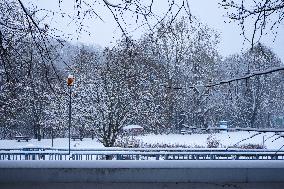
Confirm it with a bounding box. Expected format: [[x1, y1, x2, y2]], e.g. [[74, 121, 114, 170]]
[[0, 138, 104, 149], [0, 131, 283, 150], [138, 131, 284, 150]]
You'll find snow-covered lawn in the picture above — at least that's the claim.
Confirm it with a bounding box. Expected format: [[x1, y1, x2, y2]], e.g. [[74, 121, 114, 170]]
[[0, 131, 283, 150], [0, 138, 104, 149], [138, 131, 284, 150]]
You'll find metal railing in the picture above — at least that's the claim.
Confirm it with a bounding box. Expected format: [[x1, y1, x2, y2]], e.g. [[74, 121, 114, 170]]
[[0, 148, 284, 160]]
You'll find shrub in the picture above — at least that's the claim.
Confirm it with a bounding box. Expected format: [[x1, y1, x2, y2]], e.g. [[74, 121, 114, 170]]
[[115, 136, 141, 148], [206, 134, 220, 148], [238, 143, 265, 149]]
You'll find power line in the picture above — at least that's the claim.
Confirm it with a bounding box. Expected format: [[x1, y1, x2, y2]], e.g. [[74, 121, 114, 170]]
[[187, 66, 284, 89]]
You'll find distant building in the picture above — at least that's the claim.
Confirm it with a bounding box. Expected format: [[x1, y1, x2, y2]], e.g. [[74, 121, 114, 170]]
[[219, 121, 228, 132]]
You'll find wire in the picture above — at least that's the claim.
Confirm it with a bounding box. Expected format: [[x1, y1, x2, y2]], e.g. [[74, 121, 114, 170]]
[[187, 66, 284, 89]]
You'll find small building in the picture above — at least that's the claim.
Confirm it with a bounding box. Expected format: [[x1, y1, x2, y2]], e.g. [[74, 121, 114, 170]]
[[219, 121, 228, 132]]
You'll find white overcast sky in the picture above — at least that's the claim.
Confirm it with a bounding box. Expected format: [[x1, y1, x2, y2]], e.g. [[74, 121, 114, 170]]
[[24, 0, 284, 62]]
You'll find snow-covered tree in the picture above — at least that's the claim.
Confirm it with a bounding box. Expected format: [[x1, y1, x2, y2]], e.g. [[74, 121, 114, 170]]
[[218, 43, 283, 128], [144, 18, 221, 131]]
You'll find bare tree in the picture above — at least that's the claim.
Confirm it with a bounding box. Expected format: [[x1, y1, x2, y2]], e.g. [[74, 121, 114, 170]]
[[220, 0, 284, 46], [0, 0, 64, 89], [147, 18, 220, 130], [68, 0, 193, 37], [1, 0, 193, 89]]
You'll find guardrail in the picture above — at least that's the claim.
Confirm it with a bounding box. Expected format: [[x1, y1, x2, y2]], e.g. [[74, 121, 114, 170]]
[[1, 161, 284, 189], [0, 148, 284, 160]]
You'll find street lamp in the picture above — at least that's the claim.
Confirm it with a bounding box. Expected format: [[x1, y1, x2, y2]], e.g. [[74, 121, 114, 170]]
[[90, 129, 94, 140], [67, 74, 74, 155]]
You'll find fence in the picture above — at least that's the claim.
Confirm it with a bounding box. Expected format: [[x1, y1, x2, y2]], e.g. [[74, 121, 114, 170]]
[[0, 148, 284, 160]]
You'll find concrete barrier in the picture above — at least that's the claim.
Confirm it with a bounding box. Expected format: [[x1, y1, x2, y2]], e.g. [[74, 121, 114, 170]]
[[0, 160, 284, 189]]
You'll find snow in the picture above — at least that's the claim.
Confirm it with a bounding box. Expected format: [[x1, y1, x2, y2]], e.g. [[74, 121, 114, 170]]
[[123, 125, 143, 130], [0, 138, 104, 149], [0, 131, 283, 150], [68, 74, 74, 79], [137, 131, 284, 150]]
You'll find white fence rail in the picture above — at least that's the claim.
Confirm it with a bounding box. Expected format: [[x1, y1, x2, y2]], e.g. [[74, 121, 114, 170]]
[[0, 148, 284, 160]]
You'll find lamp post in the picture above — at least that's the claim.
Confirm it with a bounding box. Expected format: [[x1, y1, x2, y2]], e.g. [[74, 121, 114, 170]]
[[90, 129, 94, 140], [67, 74, 74, 155]]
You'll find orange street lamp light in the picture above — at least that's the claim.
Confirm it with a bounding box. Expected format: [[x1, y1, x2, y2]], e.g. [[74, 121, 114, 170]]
[[67, 74, 74, 86]]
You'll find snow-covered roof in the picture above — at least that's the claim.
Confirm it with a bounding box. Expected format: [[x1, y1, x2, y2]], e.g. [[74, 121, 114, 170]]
[[123, 125, 143, 130]]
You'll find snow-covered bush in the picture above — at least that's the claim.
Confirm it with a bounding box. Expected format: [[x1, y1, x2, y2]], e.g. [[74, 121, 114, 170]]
[[192, 144, 206, 148], [115, 136, 141, 148], [238, 143, 265, 149], [227, 143, 265, 149], [140, 143, 192, 148], [206, 134, 220, 148]]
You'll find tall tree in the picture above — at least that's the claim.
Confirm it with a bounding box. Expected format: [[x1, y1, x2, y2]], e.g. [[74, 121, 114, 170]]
[[219, 43, 283, 128], [147, 19, 220, 130]]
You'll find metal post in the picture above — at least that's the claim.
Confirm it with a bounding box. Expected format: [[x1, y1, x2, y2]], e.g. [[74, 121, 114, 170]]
[[262, 135, 265, 149], [51, 128, 54, 147], [68, 86, 72, 155], [91, 129, 94, 140]]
